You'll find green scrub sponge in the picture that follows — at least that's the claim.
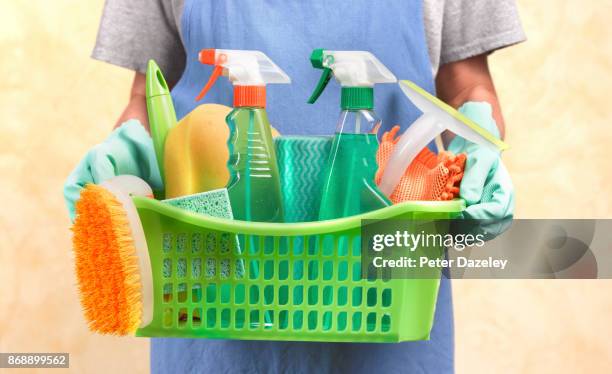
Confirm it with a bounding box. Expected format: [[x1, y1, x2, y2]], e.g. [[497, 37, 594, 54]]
[[163, 188, 233, 218]]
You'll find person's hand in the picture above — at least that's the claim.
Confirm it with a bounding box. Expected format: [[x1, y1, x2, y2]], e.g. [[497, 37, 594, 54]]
[[63, 119, 162, 221], [448, 102, 514, 225]]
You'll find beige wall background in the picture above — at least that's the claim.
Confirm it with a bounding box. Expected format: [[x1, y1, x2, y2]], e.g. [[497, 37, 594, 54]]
[[0, 0, 610, 373]]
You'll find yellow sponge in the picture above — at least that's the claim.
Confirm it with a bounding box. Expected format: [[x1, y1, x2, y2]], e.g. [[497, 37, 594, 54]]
[[164, 104, 280, 198]]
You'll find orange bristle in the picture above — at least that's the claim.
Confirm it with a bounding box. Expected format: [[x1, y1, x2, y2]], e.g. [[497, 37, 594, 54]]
[[72, 184, 142, 335]]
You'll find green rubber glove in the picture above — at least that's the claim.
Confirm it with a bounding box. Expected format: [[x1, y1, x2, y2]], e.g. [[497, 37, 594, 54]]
[[63, 120, 162, 221], [448, 102, 515, 223]]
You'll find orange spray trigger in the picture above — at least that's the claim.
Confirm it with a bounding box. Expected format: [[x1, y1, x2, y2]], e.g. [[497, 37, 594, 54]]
[[199, 49, 217, 65], [196, 49, 228, 102], [196, 65, 223, 101]]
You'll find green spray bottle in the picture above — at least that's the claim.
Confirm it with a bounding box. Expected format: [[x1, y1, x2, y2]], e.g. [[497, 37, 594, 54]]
[[196, 49, 290, 222], [308, 49, 397, 220]]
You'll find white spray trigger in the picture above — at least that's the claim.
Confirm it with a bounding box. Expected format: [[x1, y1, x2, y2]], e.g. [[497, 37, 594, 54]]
[[196, 49, 290, 101], [213, 49, 290, 85], [321, 51, 396, 87]]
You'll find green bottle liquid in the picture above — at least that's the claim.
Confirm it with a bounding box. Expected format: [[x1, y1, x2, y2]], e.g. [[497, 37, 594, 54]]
[[318, 109, 391, 220], [226, 107, 283, 222]]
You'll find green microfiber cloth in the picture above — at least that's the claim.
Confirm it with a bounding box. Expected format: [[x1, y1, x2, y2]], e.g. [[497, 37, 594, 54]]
[[275, 136, 332, 223]]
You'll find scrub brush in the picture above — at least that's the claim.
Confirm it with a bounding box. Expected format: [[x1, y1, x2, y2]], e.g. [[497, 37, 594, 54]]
[[72, 181, 237, 334], [72, 175, 154, 335]]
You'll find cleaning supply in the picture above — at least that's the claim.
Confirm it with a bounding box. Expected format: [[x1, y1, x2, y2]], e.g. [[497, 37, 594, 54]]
[[376, 126, 466, 202], [163, 104, 232, 198], [377, 80, 509, 197], [71, 140, 467, 342], [164, 188, 234, 217], [146, 60, 178, 187], [72, 175, 154, 335], [275, 136, 332, 223], [308, 49, 397, 220], [196, 49, 290, 222], [163, 104, 281, 199]]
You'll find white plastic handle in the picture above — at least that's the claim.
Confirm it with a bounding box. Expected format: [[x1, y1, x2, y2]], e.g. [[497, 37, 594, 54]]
[[378, 114, 444, 196], [445, 118, 499, 154], [100, 175, 154, 328]]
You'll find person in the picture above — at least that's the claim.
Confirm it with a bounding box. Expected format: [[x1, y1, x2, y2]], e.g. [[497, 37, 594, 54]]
[[65, 1, 524, 372]]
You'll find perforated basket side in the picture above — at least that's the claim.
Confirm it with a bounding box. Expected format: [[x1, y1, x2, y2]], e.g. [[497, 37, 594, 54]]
[[133, 197, 463, 342]]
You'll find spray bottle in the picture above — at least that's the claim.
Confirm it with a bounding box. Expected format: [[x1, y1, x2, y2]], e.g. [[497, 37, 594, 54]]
[[196, 49, 290, 222], [308, 49, 397, 220]]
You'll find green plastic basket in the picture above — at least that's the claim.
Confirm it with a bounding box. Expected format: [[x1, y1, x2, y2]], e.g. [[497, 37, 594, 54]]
[[133, 201, 464, 343], [132, 136, 465, 342]]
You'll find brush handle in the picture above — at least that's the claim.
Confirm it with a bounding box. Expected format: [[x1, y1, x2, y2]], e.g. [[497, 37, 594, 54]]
[[100, 176, 155, 328]]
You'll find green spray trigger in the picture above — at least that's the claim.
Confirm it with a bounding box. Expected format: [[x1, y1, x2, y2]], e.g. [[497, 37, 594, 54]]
[[307, 49, 333, 104], [307, 49, 396, 109], [308, 68, 332, 104]]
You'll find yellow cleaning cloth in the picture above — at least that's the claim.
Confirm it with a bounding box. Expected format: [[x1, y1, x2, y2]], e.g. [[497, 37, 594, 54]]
[[375, 126, 466, 203], [164, 104, 280, 198], [164, 104, 232, 198]]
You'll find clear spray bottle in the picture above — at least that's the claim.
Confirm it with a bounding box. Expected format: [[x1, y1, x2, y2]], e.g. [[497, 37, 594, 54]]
[[196, 49, 290, 222], [308, 49, 397, 220]]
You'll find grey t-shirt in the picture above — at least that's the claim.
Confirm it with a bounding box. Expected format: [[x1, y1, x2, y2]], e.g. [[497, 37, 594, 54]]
[[92, 0, 525, 84]]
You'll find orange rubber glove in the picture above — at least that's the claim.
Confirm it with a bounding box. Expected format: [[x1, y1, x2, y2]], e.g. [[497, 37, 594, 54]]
[[375, 126, 466, 203]]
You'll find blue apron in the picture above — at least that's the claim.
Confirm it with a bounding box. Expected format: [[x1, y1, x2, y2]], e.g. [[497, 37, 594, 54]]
[[155, 1, 454, 372]]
